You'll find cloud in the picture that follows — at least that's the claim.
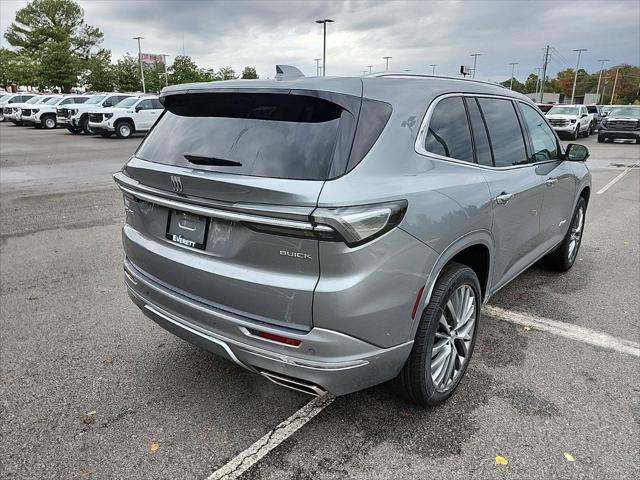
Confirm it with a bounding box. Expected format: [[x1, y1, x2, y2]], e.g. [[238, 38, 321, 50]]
[[1, 0, 638, 81]]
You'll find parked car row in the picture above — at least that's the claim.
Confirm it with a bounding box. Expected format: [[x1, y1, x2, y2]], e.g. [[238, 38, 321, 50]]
[[539, 103, 640, 143], [0, 92, 163, 138]]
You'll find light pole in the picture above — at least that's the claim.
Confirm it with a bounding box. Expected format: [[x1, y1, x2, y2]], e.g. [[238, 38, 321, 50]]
[[361, 70, 368, 76], [429, 64, 437, 75], [133, 36, 146, 93], [610, 68, 620, 105], [367, 65, 374, 74], [314, 58, 321, 77], [315, 19, 334, 77], [595, 59, 609, 103], [508, 62, 518, 90], [470, 53, 481, 78], [159, 54, 170, 88], [570, 48, 587, 104], [383, 56, 392, 72]]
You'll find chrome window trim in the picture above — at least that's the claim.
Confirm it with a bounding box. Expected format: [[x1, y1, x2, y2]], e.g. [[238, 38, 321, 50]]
[[414, 93, 563, 171]]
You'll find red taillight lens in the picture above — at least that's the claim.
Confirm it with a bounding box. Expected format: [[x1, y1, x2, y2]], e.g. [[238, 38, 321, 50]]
[[254, 330, 301, 346], [411, 286, 425, 320]]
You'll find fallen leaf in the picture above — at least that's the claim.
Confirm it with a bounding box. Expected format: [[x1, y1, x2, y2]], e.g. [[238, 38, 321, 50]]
[[86, 411, 96, 416], [82, 415, 95, 425], [563, 452, 575, 462], [103, 356, 113, 365], [523, 326, 531, 331], [149, 441, 160, 453], [495, 455, 509, 465]]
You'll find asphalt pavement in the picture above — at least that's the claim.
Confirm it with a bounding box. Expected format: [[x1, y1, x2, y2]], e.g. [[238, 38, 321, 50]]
[[1, 122, 638, 480]]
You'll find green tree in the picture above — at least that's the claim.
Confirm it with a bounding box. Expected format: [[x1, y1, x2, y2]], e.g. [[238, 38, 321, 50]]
[[523, 73, 539, 94], [143, 61, 168, 93], [217, 66, 236, 80], [499, 77, 525, 93], [168, 55, 201, 85], [113, 53, 141, 92], [241, 66, 258, 79], [81, 48, 113, 91], [4, 0, 104, 91]]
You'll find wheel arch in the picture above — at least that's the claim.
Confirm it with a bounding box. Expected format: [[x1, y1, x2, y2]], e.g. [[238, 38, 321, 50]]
[[579, 185, 591, 206], [409, 230, 494, 340]]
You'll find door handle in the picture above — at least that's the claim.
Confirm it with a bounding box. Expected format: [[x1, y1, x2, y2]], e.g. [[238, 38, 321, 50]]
[[495, 193, 514, 205], [545, 178, 558, 186]]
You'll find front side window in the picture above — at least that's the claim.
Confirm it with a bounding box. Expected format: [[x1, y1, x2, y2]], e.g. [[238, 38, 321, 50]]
[[478, 98, 527, 167], [150, 99, 163, 109], [520, 103, 559, 162], [137, 99, 153, 110], [424, 96, 473, 163]]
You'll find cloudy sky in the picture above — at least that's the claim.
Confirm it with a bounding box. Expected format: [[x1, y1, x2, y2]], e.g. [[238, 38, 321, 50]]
[[1, 0, 639, 81]]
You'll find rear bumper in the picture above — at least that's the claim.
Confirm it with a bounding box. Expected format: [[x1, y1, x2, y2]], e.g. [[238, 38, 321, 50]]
[[123, 257, 413, 396]]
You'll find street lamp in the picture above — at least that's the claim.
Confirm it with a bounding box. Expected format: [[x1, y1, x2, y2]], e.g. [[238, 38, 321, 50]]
[[159, 54, 170, 88], [133, 36, 146, 93], [508, 62, 519, 90], [367, 65, 374, 74], [470, 53, 481, 78], [596, 59, 609, 103], [383, 56, 392, 72], [570, 48, 587, 104], [315, 19, 334, 77], [314, 58, 321, 77], [429, 64, 437, 75]]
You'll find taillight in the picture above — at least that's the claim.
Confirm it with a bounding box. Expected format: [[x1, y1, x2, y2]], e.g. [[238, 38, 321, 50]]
[[312, 200, 408, 247], [251, 329, 301, 346]]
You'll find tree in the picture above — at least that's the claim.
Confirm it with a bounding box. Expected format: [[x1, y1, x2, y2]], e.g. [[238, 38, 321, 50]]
[[113, 53, 141, 92], [168, 55, 201, 85], [217, 66, 236, 80], [499, 77, 525, 93], [241, 66, 258, 79], [523, 73, 539, 94], [4, 0, 104, 91], [143, 61, 168, 93], [81, 48, 114, 91]]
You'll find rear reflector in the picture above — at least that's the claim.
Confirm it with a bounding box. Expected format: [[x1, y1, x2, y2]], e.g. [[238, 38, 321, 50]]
[[411, 286, 425, 319], [254, 330, 301, 346]]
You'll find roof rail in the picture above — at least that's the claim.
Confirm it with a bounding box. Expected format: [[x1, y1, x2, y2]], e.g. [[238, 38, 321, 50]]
[[371, 72, 508, 89]]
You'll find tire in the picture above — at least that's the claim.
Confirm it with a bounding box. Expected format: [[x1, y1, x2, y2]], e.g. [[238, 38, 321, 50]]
[[67, 127, 81, 134], [542, 197, 586, 271], [572, 126, 579, 140], [80, 115, 92, 135], [597, 135, 604, 143], [42, 115, 57, 129], [100, 132, 113, 138], [396, 262, 481, 406], [115, 120, 133, 139], [588, 123, 595, 136]]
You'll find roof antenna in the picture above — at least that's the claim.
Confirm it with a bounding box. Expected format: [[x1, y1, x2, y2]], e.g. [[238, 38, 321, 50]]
[[275, 65, 305, 81]]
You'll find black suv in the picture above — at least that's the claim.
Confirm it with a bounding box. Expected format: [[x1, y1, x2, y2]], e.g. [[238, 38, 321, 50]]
[[598, 106, 640, 143]]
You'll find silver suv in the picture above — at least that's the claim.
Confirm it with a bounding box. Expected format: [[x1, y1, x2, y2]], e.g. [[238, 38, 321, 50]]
[[114, 74, 591, 405]]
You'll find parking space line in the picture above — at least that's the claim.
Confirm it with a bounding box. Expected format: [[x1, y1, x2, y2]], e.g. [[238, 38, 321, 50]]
[[596, 162, 639, 194], [206, 393, 335, 480], [484, 305, 640, 357]]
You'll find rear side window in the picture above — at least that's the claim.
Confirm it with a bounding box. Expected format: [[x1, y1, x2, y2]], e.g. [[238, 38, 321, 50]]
[[519, 103, 559, 162], [137, 93, 348, 180], [477, 98, 527, 167], [424, 97, 473, 163]]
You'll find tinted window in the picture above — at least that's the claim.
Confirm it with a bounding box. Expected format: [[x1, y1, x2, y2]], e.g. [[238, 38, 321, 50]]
[[424, 97, 473, 162], [137, 99, 153, 110], [150, 99, 163, 109], [75, 97, 88, 104], [520, 103, 559, 162], [465, 98, 494, 166], [137, 93, 346, 180], [478, 98, 527, 167], [60, 98, 74, 105]]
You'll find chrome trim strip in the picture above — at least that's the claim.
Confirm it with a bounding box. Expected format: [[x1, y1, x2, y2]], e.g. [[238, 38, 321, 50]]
[[117, 182, 323, 232]]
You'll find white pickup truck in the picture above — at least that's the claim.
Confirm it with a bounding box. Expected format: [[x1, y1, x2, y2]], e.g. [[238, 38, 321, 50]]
[[21, 95, 91, 129], [545, 104, 594, 140], [5, 96, 54, 125], [0, 93, 37, 122], [57, 93, 134, 134], [87, 96, 163, 138]]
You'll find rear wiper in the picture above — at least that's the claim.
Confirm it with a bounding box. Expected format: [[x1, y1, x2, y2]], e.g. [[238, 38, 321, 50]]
[[183, 153, 242, 167]]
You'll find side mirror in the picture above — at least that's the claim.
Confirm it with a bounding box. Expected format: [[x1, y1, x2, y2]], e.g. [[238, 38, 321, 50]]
[[135, 106, 142, 112], [566, 143, 589, 162], [601, 111, 609, 118], [103, 101, 112, 107], [581, 113, 587, 118]]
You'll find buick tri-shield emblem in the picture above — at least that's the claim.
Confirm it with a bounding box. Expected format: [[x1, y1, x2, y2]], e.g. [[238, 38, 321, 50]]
[[170, 175, 183, 193]]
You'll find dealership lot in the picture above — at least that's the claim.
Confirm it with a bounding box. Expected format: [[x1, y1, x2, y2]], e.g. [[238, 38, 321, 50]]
[[1, 123, 638, 479]]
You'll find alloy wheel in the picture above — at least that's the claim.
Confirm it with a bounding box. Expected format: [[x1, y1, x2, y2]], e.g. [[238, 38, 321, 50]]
[[430, 284, 477, 392], [568, 206, 584, 262], [45, 118, 56, 129], [119, 124, 131, 137]]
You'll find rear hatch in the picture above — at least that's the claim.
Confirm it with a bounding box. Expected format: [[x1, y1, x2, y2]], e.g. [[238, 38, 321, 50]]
[[117, 84, 364, 331]]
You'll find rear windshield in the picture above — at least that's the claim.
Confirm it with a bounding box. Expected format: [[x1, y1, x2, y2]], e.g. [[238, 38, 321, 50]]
[[136, 93, 346, 180]]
